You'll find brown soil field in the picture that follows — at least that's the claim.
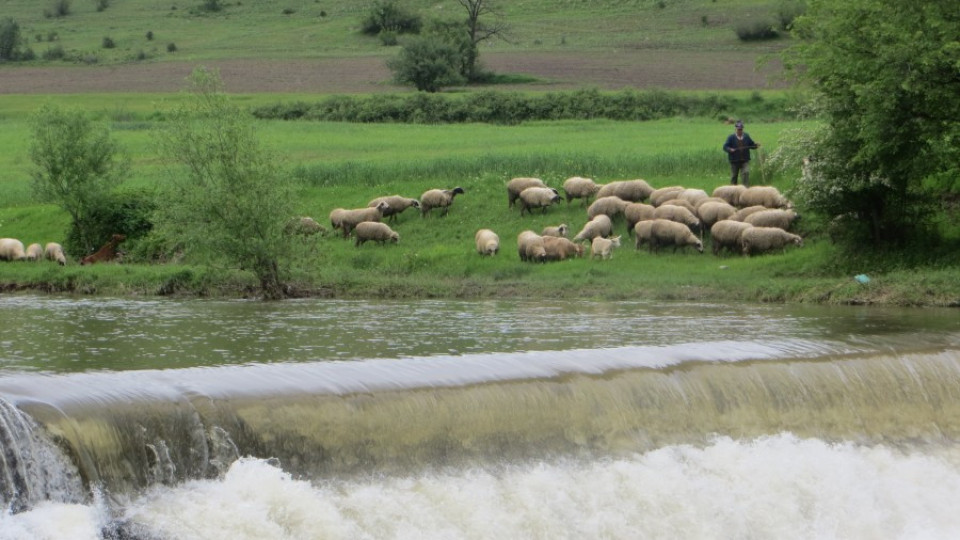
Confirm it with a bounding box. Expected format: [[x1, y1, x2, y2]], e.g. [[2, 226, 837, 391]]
[[0, 50, 787, 94]]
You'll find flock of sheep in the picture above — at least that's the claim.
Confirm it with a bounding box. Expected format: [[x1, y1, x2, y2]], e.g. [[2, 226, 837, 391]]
[[0, 239, 67, 265], [322, 176, 803, 263]]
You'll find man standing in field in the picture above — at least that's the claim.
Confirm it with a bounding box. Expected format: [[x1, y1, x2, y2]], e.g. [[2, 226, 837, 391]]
[[723, 120, 760, 187]]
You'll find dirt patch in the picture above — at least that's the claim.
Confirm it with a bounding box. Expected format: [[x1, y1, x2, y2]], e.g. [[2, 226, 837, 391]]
[[0, 50, 787, 94]]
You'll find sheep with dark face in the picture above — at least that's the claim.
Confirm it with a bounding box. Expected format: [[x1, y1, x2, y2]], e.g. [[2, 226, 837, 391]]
[[421, 187, 465, 217], [519, 187, 561, 216], [354, 221, 399, 246], [710, 220, 753, 256], [475, 229, 500, 256], [507, 177, 547, 208], [650, 219, 703, 254], [541, 224, 569, 238], [572, 214, 613, 243], [595, 179, 654, 203], [562, 176, 601, 206], [741, 227, 803, 256], [368, 195, 421, 222]]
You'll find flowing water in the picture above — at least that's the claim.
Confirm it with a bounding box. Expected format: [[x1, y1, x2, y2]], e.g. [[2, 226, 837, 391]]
[[0, 295, 959, 539]]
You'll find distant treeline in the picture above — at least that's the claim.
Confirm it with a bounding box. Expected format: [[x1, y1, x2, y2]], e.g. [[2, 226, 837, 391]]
[[251, 89, 803, 125]]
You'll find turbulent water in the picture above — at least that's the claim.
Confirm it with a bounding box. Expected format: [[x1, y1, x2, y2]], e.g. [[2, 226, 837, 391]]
[[0, 296, 958, 539]]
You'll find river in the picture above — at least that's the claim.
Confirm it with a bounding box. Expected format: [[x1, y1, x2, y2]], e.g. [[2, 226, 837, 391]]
[[0, 295, 959, 539]]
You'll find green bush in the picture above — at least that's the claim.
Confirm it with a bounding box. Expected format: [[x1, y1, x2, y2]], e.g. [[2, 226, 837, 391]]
[[735, 20, 779, 41], [167, 42, 177, 52], [0, 18, 23, 60], [777, 0, 806, 31], [386, 35, 466, 92], [42, 44, 65, 60], [64, 189, 156, 258], [102, 36, 116, 49], [44, 0, 71, 18], [95, 0, 110, 12], [360, 0, 422, 36]]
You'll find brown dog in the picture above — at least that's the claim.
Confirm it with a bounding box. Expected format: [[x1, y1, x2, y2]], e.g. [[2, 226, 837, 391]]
[[81, 234, 126, 265]]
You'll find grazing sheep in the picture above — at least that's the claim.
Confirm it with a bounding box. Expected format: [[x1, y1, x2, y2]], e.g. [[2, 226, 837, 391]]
[[697, 201, 738, 229], [711, 184, 747, 206], [591, 235, 622, 260], [710, 220, 754, 256], [694, 196, 730, 210], [649, 186, 686, 207], [519, 186, 561, 216], [81, 234, 126, 265], [624, 202, 656, 235], [741, 226, 804, 256], [0, 238, 26, 261], [657, 198, 698, 214], [368, 195, 421, 222], [543, 236, 583, 261], [595, 179, 654, 203], [653, 204, 702, 236], [421, 187, 465, 217], [541, 224, 569, 238], [329, 208, 348, 233], [729, 205, 769, 223], [354, 221, 399, 246], [507, 177, 547, 208], [517, 230, 547, 263], [475, 229, 500, 256], [285, 216, 327, 237], [44, 242, 67, 266], [25, 243, 43, 261], [562, 176, 601, 206], [338, 202, 390, 237], [744, 209, 801, 230], [572, 214, 614, 242], [587, 196, 630, 221], [738, 186, 790, 209], [650, 219, 704, 254], [634, 220, 654, 251], [678, 188, 710, 208]]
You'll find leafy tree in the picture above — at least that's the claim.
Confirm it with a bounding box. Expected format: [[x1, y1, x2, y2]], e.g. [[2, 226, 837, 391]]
[[360, 0, 422, 36], [781, 0, 960, 245], [29, 104, 130, 255], [387, 35, 466, 92], [0, 17, 23, 60], [154, 67, 295, 299]]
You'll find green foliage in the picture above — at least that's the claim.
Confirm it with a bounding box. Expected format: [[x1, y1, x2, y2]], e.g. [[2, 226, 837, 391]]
[[776, 0, 805, 31], [153, 67, 296, 299], [360, 0, 423, 36], [0, 18, 23, 61], [41, 44, 65, 60], [735, 19, 779, 41], [29, 104, 130, 254], [784, 0, 960, 245], [424, 18, 477, 81], [64, 188, 155, 258], [102, 36, 115, 49], [386, 34, 466, 92], [44, 0, 71, 18]]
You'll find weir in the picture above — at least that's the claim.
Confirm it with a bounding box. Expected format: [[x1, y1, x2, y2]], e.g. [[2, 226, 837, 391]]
[[2, 345, 960, 510]]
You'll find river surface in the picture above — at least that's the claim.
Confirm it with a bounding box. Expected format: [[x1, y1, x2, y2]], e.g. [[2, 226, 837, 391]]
[[0, 295, 959, 539]]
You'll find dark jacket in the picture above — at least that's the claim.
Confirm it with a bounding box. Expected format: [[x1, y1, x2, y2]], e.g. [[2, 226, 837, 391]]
[[723, 133, 758, 163]]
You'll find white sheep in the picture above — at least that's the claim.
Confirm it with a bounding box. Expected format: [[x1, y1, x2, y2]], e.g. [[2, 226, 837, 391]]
[[741, 227, 804, 256], [285, 216, 327, 237], [738, 186, 790, 209], [624, 202, 656, 235], [475, 229, 500, 256], [634, 220, 654, 251], [368, 195, 421, 222], [421, 187, 465, 217], [587, 196, 630, 221], [711, 184, 747, 206], [650, 219, 704, 254], [744, 209, 800, 230], [354, 221, 399, 246], [678, 188, 710, 207], [694, 196, 730, 210], [44, 242, 67, 265], [697, 201, 737, 229], [329, 208, 348, 233], [517, 230, 546, 263], [541, 224, 569, 238], [338, 201, 390, 237], [591, 235, 622, 260], [543, 236, 583, 261], [507, 177, 547, 208], [25, 243, 43, 261], [518, 186, 561, 216], [709, 220, 753, 256], [595, 179, 654, 202], [729, 205, 769, 222], [572, 214, 613, 242], [656, 198, 698, 214], [561, 176, 601, 206], [0, 238, 26, 261], [649, 186, 686, 207], [653, 204, 702, 236]]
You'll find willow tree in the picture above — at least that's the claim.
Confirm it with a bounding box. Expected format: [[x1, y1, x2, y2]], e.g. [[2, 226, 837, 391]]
[[154, 67, 295, 299]]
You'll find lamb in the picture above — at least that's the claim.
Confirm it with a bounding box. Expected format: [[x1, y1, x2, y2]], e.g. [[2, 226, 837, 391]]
[[624, 202, 656, 234], [572, 214, 613, 242], [729, 205, 769, 222], [285, 216, 327, 237], [354, 221, 399, 246], [517, 230, 546, 263], [591, 235, 622, 260], [744, 209, 801, 231], [507, 177, 547, 208], [653, 204, 702, 236], [650, 219, 704, 254], [738, 186, 790, 209], [595, 179, 654, 202], [649, 186, 686, 207], [368, 195, 421, 222], [0, 238, 26, 261], [519, 186, 561, 216], [697, 201, 737, 229], [337, 201, 390, 237], [633, 220, 654, 251], [741, 226, 804, 256], [561, 176, 601, 206], [81, 234, 126, 265], [542, 236, 583, 261], [711, 185, 747, 206], [475, 229, 500, 256], [421, 187, 465, 217], [709, 220, 754, 256], [587, 196, 630, 221], [541, 224, 569, 238], [25, 243, 43, 261], [44, 242, 67, 266]]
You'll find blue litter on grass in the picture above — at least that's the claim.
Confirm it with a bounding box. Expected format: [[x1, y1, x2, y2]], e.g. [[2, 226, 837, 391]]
[[854, 274, 870, 284]]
